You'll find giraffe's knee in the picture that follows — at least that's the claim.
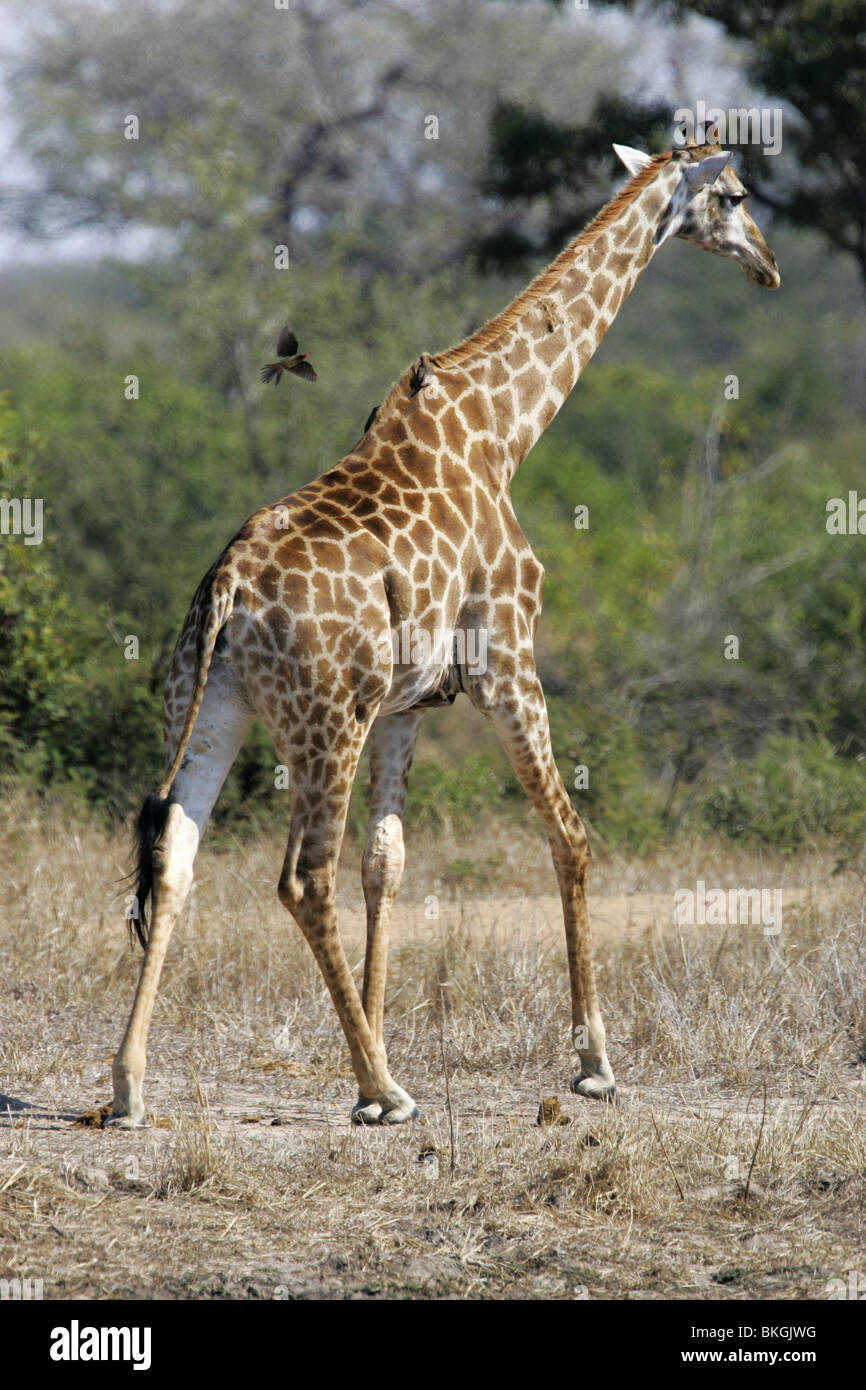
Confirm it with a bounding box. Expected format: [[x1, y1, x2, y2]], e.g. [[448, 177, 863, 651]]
[[278, 860, 335, 933], [363, 813, 405, 903], [277, 870, 303, 915]]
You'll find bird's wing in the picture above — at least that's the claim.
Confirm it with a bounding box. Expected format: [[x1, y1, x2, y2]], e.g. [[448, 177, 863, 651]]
[[276, 326, 298, 357], [289, 359, 318, 382]]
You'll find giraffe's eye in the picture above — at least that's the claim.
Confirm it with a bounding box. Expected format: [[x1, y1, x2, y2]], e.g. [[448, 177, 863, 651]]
[[718, 193, 746, 210]]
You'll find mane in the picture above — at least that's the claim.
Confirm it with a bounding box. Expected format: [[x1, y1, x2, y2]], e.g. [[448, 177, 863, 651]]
[[428, 151, 672, 370], [359, 151, 673, 432], [374, 367, 417, 422]]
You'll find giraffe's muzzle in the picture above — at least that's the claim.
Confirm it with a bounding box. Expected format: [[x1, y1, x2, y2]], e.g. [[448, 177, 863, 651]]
[[744, 252, 781, 289]]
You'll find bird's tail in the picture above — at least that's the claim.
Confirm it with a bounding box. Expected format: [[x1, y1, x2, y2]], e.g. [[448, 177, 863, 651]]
[[260, 361, 284, 386]]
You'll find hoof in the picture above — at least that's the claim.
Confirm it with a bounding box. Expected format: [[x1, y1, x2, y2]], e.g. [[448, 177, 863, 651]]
[[104, 1111, 149, 1129], [351, 1088, 420, 1127], [378, 1102, 421, 1126], [351, 1097, 384, 1126], [570, 1074, 617, 1104]]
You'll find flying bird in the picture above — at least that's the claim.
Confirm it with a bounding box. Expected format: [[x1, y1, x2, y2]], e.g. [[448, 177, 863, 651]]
[[260, 327, 318, 385]]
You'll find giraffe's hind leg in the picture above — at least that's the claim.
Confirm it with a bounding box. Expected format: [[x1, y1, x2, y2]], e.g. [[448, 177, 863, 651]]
[[352, 710, 423, 1125], [109, 664, 254, 1127], [272, 721, 421, 1125]]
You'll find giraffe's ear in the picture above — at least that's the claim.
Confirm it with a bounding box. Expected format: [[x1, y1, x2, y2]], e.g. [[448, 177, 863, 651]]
[[612, 144, 653, 177], [684, 151, 731, 192]]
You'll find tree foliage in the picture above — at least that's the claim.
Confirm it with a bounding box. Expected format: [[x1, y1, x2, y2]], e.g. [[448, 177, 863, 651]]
[[540, 0, 866, 288], [1, 0, 865, 851], [477, 94, 672, 266]]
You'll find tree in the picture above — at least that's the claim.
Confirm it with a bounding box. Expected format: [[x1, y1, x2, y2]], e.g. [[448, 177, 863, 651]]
[[662, 1, 866, 289], [3, 0, 627, 473], [540, 1, 866, 292], [476, 94, 672, 267]]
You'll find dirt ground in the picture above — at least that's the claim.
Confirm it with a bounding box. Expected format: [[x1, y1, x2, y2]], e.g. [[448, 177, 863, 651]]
[[1, 806, 864, 1300]]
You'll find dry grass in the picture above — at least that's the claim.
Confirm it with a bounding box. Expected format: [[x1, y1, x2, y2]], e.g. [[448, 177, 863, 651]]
[[1, 791, 864, 1299]]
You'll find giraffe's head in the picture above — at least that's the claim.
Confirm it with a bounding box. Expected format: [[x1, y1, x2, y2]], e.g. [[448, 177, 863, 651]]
[[613, 141, 781, 290]]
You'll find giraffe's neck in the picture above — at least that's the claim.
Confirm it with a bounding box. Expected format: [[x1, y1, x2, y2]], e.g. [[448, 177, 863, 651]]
[[433, 155, 683, 478]]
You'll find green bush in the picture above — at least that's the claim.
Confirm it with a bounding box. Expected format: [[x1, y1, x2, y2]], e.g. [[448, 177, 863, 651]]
[[699, 737, 866, 847]]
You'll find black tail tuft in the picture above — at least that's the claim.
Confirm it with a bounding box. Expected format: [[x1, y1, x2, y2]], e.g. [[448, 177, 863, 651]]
[[131, 792, 173, 949]]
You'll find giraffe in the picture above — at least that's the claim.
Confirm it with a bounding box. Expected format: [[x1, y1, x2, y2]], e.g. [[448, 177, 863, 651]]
[[109, 141, 780, 1128]]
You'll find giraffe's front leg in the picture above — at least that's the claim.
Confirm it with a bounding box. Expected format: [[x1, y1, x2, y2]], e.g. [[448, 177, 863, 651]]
[[469, 668, 616, 1104], [279, 834, 421, 1126], [352, 711, 423, 1125]]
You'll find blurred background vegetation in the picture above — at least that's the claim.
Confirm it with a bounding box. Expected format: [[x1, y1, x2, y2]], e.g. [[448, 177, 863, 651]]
[[1, 0, 865, 858]]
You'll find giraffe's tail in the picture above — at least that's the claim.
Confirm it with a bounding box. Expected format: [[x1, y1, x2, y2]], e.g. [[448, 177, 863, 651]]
[[157, 570, 238, 800], [130, 569, 237, 949], [131, 792, 173, 948]]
